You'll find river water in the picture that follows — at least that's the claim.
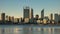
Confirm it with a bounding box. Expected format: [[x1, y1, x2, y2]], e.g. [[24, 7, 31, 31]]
[[0, 25, 60, 34]]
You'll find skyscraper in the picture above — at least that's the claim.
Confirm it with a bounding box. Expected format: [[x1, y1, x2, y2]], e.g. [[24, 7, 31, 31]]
[[30, 8, 33, 19], [41, 9, 44, 20], [29, 8, 33, 23], [58, 15, 60, 23], [50, 13, 53, 21], [23, 6, 30, 23], [23, 6, 30, 18], [23, 6, 33, 19], [50, 13, 53, 23], [23, 6, 33, 23], [1, 13, 5, 23], [54, 14, 58, 23]]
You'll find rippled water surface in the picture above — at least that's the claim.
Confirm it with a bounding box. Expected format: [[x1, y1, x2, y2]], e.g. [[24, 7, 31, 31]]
[[0, 25, 60, 34]]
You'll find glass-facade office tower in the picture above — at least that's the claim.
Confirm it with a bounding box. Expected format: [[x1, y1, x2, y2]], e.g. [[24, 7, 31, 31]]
[[41, 9, 44, 20]]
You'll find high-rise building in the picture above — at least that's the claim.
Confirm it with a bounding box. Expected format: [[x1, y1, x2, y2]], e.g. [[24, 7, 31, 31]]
[[23, 6, 33, 23], [23, 6, 33, 19], [23, 6, 30, 23], [23, 6, 30, 18], [41, 9, 44, 23], [58, 15, 60, 23], [41, 9, 44, 20], [54, 14, 58, 23], [50, 13, 53, 23], [29, 8, 34, 23], [50, 13, 53, 21], [30, 8, 33, 19], [1, 13, 5, 23], [8, 16, 11, 22]]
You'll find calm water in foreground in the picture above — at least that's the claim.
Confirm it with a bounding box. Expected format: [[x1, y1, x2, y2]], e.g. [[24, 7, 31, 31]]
[[0, 25, 60, 34]]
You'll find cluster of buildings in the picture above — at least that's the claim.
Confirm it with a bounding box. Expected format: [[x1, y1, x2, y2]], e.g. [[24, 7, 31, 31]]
[[0, 6, 60, 24]]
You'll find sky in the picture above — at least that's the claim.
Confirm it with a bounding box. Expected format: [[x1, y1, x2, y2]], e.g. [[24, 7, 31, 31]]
[[0, 0, 60, 18]]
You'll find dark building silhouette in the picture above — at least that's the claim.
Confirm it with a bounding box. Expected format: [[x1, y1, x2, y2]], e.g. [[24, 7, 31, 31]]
[[58, 15, 60, 23], [50, 13, 53, 23], [23, 6, 30, 18], [8, 16, 11, 22], [23, 6, 33, 19], [40, 9, 44, 24], [51, 14, 53, 20], [1, 13, 5, 23], [41, 9, 44, 20], [23, 6, 34, 23]]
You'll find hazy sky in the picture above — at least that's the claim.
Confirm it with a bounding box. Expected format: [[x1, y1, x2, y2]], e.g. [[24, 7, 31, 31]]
[[0, 0, 60, 18]]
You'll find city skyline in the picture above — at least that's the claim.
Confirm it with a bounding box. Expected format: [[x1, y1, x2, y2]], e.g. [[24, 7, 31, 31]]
[[0, 0, 60, 18]]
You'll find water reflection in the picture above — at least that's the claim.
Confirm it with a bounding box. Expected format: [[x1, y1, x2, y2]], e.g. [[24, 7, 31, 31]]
[[23, 27, 33, 34], [0, 26, 60, 34]]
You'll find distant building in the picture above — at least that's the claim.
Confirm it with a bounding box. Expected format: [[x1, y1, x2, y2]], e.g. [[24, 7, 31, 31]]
[[41, 9, 44, 20], [23, 6, 30, 18], [6, 15, 9, 21], [23, 6, 30, 23], [30, 8, 33, 19], [58, 15, 60, 23], [29, 8, 34, 23], [50, 13, 53, 23], [50, 13, 53, 21], [14, 18, 19, 23], [43, 16, 49, 24], [33, 14, 39, 24], [17, 18, 19, 23], [54, 14, 58, 24], [1, 13, 5, 23], [24, 18, 29, 23], [23, 6, 33, 23], [8, 16, 11, 22], [41, 9, 44, 24], [19, 17, 22, 23], [11, 16, 14, 22]]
